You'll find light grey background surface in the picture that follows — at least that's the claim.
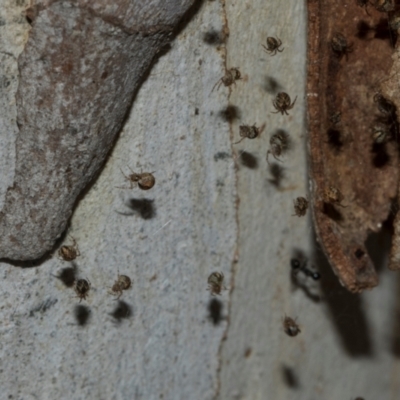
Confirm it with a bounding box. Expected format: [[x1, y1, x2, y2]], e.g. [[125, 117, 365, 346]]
[[1, 0, 400, 399]]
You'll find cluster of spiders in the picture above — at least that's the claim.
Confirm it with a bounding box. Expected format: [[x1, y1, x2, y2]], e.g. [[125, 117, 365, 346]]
[[212, 35, 306, 220], [57, 237, 132, 302], [212, 35, 297, 167], [207, 35, 308, 310], [53, 164, 155, 309], [208, 30, 324, 336], [57, 157, 156, 303]]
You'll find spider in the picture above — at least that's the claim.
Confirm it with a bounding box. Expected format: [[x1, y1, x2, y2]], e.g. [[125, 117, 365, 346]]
[[74, 278, 91, 302], [212, 68, 242, 92], [356, 0, 371, 15], [372, 125, 391, 144], [266, 130, 290, 163], [283, 316, 301, 337], [119, 168, 155, 190], [207, 272, 226, 295], [373, 93, 396, 116], [291, 258, 320, 280], [329, 111, 341, 125], [58, 236, 80, 261], [233, 124, 264, 144], [272, 92, 297, 115], [373, 0, 394, 12], [262, 36, 284, 56], [331, 33, 353, 60], [110, 273, 132, 300], [293, 197, 309, 217], [323, 186, 345, 207]]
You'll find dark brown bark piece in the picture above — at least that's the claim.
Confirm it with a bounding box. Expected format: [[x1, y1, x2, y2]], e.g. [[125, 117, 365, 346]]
[[307, 0, 399, 292]]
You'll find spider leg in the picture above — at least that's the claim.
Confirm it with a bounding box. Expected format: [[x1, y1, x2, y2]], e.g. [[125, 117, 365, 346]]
[[262, 46, 273, 55], [272, 100, 280, 113], [211, 79, 221, 93], [233, 137, 245, 145], [266, 150, 282, 165], [288, 96, 298, 110], [120, 168, 129, 180]]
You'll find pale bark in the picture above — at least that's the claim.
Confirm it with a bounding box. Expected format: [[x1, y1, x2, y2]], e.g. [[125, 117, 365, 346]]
[[0, 1, 399, 399]]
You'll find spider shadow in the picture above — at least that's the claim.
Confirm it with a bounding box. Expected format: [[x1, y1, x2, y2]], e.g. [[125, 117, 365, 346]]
[[267, 163, 285, 188], [281, 364, 300, 389], [110, 300, 133, 324], [326, 128, 344, 151], [391, 273, 400, 357], [55, 261, 78, 288], [375, 17, 398, 45], [372, 138, 391, 168], [202, 29, 226, 46], [322, 202, 344, 223], [218, 105, 241, 122], [239, 151, 258, 169], [262, 76, 283, 94], [313, 238, 373, 357], [208, 297, 224, 325], [116, 198, 156, 220], [74, 304, 91, 326]]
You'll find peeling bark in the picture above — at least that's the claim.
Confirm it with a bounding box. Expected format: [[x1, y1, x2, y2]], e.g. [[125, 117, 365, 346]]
[[307, 0, 399, 292]]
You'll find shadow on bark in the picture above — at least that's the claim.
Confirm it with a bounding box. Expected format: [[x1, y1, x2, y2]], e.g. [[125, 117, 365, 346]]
[[314, 240, 373, 357]]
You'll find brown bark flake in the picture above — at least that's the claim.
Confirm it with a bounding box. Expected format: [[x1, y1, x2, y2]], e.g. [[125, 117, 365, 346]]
[[307, 0, 399, 292]]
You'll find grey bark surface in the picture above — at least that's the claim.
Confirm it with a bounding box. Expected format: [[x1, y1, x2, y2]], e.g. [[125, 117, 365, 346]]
[[1, 0, 400, 399]]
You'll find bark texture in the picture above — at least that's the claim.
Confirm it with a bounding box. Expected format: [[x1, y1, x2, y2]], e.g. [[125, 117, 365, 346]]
[[0, 0, 195, 260], [307, 0, 399, 292]]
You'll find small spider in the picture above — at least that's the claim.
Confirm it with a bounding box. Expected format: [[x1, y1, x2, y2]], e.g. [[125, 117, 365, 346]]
[[207, 272, 226, 295], [58, 236, 80, 261], [272, 92, 297, 115], [262, 36, 284, 56], [372, 125, 391, 144], [110, 273, 132, 300], [266, 131, 290, 163], [373, 93, 396, 116], [331, 33, 353, 60], [373, 0, 394, 12], [323, 186, 345, 207], [212, 68, 242, 92], [74, 278, 91, 302], [356, 0, 371, 15], [283, 316, 301, 337], [291, 258, 320, 280], [293, 197, 309, 217], [329, 111, 341, 125], [119, 168, 155, 190], [233, 124, 264, 144]]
